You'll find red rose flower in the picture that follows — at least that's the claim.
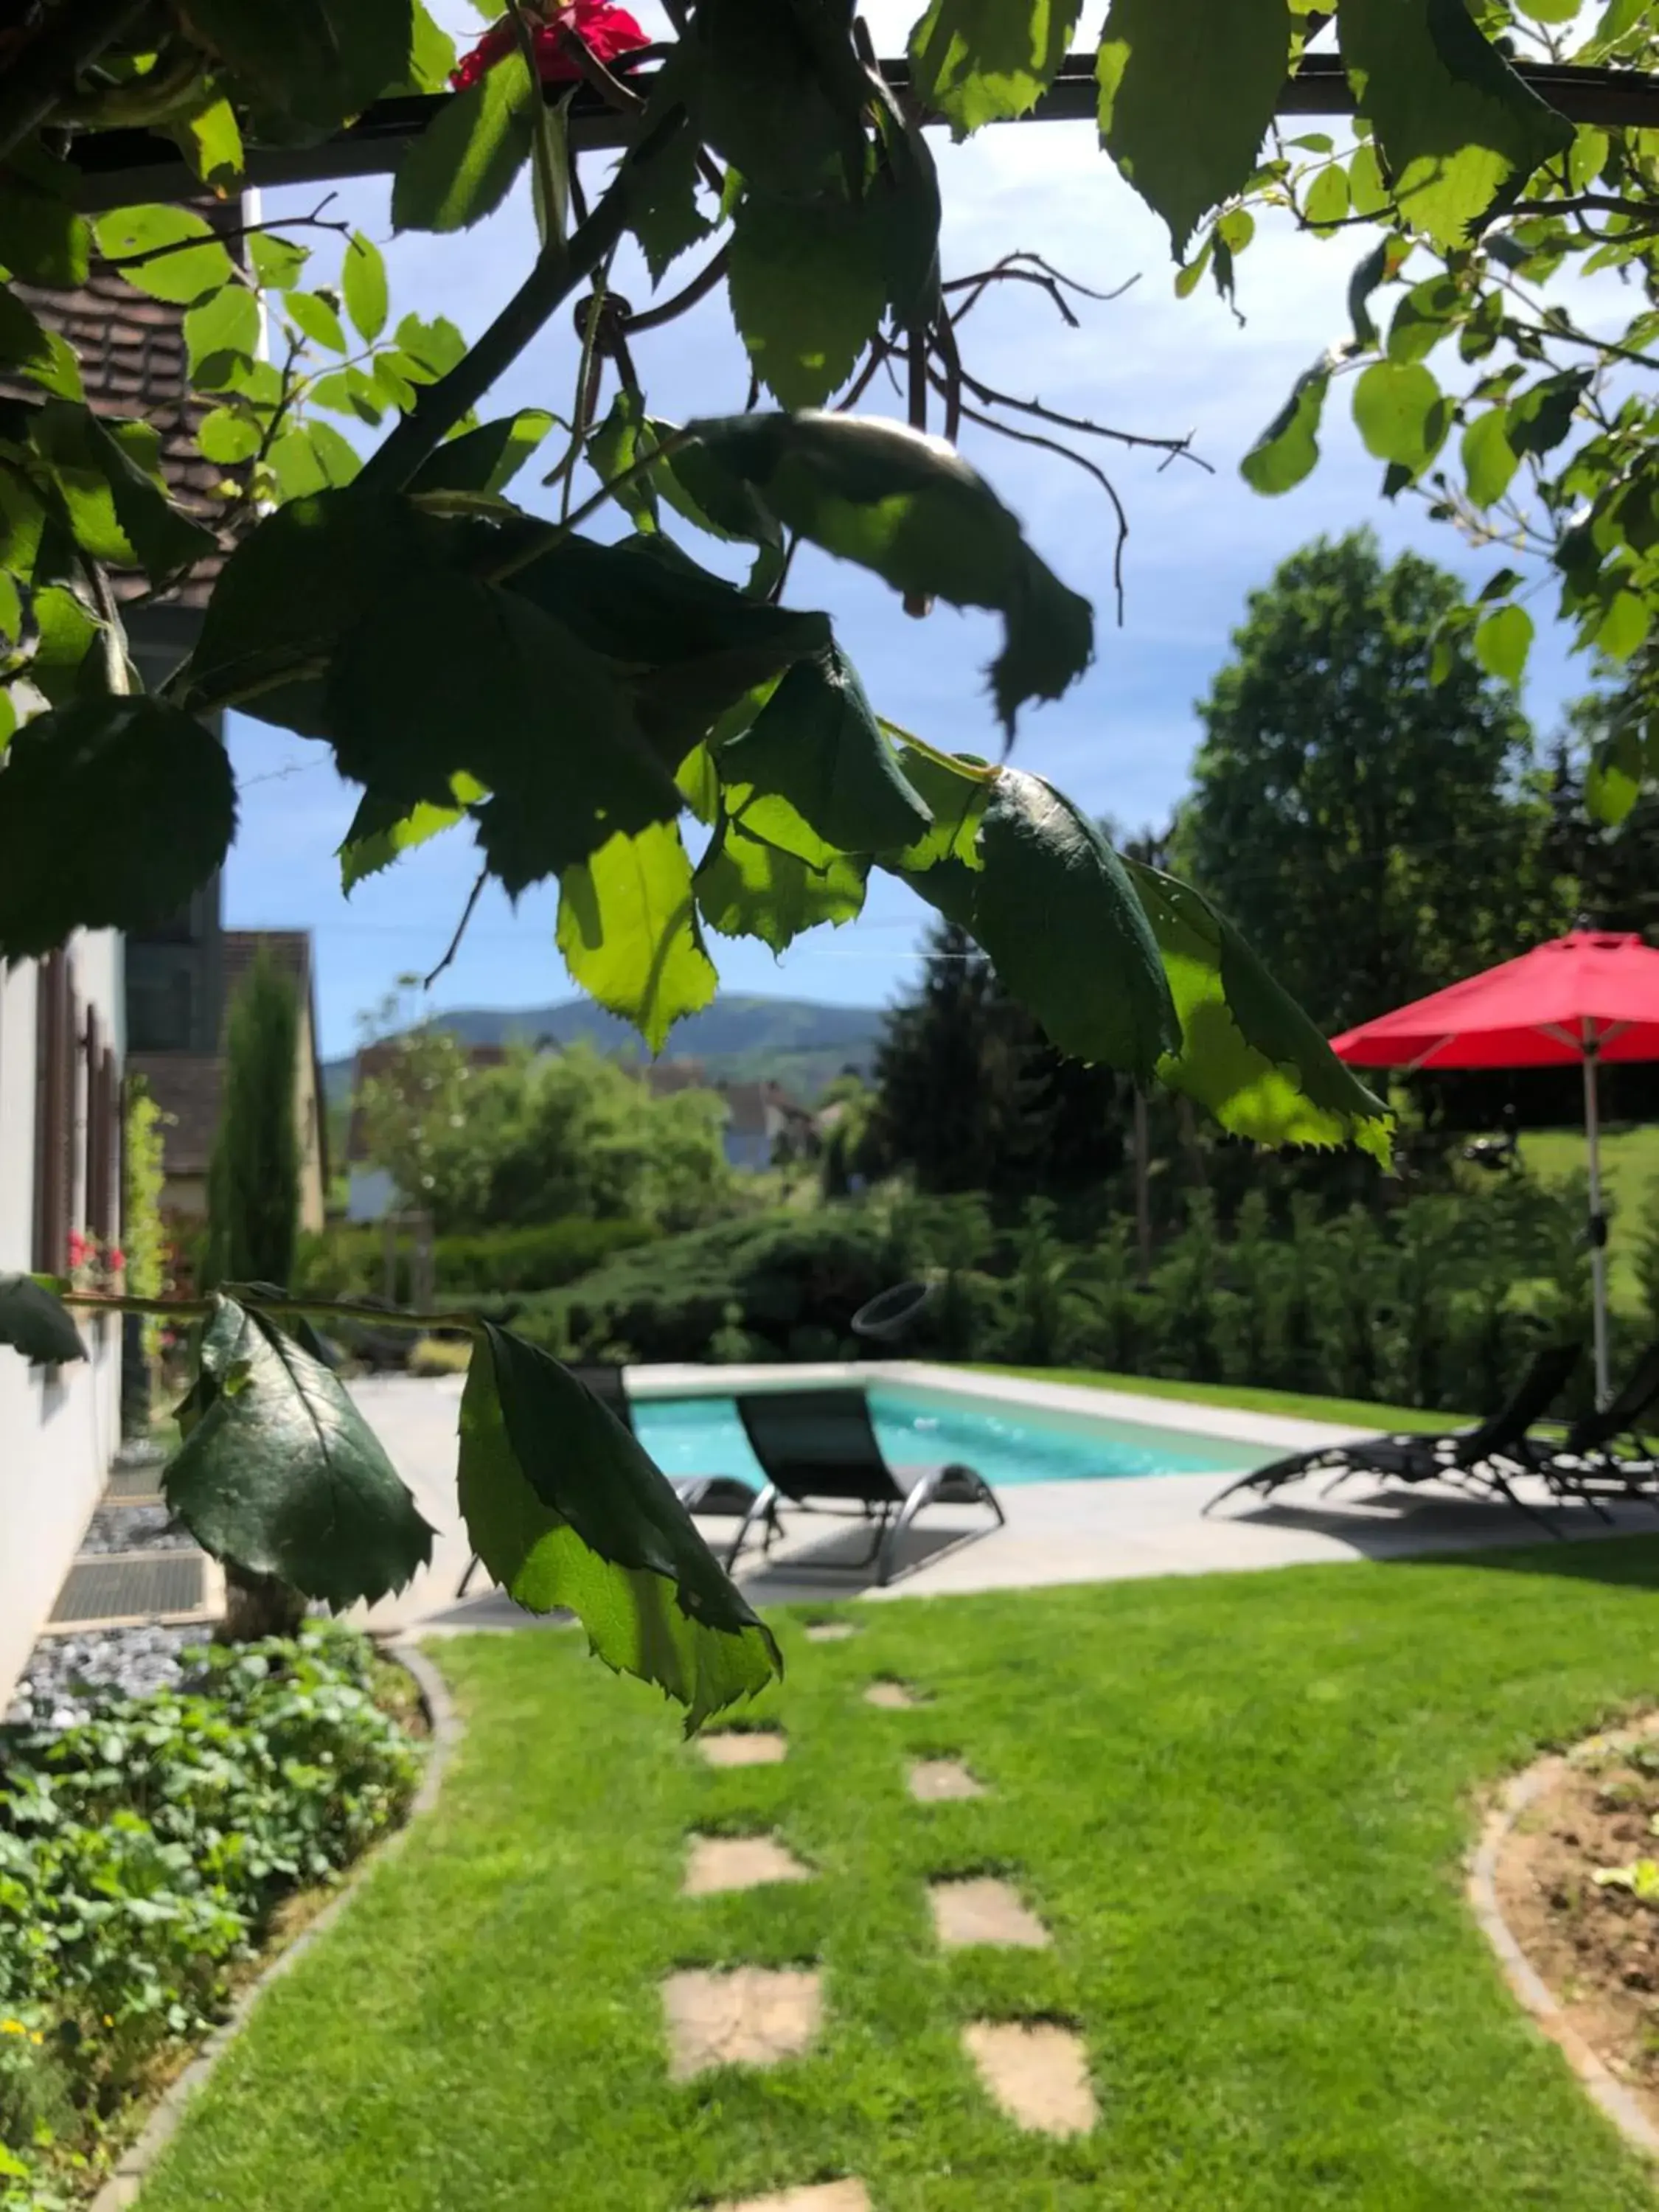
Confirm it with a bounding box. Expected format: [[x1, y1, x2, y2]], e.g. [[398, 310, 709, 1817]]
[[451, 2, 650, 92]]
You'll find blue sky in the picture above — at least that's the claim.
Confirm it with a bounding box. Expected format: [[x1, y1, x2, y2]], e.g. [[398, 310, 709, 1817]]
[[226, 1, 1601, 1058]]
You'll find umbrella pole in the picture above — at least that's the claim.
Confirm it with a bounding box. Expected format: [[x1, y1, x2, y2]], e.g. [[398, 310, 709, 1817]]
[[1584, 1044, 1611, 1408]]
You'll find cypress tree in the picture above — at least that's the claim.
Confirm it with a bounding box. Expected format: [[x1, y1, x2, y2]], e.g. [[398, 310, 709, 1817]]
[[206, 948, 301, 1290]]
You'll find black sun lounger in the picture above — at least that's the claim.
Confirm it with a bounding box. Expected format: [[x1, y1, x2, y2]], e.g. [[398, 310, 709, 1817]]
[[1203, 1340, 1583, 1534], [726, 1386, 1005, 1586]]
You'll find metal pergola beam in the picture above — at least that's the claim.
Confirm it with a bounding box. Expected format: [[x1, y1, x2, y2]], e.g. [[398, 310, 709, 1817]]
[[61, 52, 1659, 209]]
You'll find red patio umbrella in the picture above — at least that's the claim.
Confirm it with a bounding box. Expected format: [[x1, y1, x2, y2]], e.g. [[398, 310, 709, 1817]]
[[1330, 931, 1659, 1406]]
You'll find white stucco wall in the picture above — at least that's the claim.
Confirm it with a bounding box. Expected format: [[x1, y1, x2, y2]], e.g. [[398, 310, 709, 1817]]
[[0, 935, 125, 1707]]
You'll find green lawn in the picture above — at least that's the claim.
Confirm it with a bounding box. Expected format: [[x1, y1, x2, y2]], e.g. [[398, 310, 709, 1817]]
[[971, 1365, 1463, 1433], [140, 1550, 1659, 2210]]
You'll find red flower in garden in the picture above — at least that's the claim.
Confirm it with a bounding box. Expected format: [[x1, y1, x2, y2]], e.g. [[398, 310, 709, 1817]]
[[108, 1248, 125, 1273], [451, 2, 650, 91]]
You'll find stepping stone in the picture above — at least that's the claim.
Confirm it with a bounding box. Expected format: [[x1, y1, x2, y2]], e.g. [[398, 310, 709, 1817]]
[[908, 1758, 986, 1802], [929, 1877, 1051, 1949], [962, 2021, 1098, 2138], [662, 1967, 821, 2081], [700, 1731, 787, 1767], [804, 1621, 858, 1643], [712, 2185, 871, 2212], [864, 1679, 924, 1709], [684, 1833, 813, 1896]]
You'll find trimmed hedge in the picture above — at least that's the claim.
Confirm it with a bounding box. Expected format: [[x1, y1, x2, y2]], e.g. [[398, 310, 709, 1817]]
[[293, 1217, 660, 1304]]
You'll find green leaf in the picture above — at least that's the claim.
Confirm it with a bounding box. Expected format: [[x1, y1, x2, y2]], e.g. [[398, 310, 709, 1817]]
[[30, 583, 102, 706], [411, 408, 557, 495], [1340, 0, 1573, 246], [248, 232, 310, 289], [458, 1322, 780, 1728], [0, 184, 88, 286], [689, 0, 866, 196], [1507, 369, 1590, 459], [392, 311, 467, 381], [728, 190, 888, 409], [1096, 0, 1295, 255], [339, 773, 484, 891], [173, 91, 244, 192], [684, 412, 1092, 734], [587, 389, 658, 532], [1125, 860, 1391, 1158], [696, 819, 866, 952], [556, 820, 717, 1053], [1586, 723, 1643, 827], [641, 417, 784, 550], [284, 288, 347, 352], [165, 1295, 434, 1608], [179, 0, 416, 134], [92, 206, 234, 305], [1386, 276, 1461, 365], [184, 282, 260, 382], [1352, 360, 1449, 476], [0, 285, 82, 400], [887, 741, 994, 872], [32, 403, 215, 577], [1346, 237, 1391, 350], [718, 644, 932, 863], [341, 232, 389, 342], [1473, 602, 1533, 684], [392, 47, 535, 233], [965, 770, 1178, 1077], [266, 420, 361, 498], [1461, 407, 1519, 505], [403, 0, 457, 90], [0, 697, 234, 956], [0, 1273, 86, 1363], [910, 0, 1084, 133], [198, 407, 264, 465], [628, 126, 714, 286], [1597, 588, 1650, 663], [1304, 164, 1350, 233], [1240, 360, 1329, 495]]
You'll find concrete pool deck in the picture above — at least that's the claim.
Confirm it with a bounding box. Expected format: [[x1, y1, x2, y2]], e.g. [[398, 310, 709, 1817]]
[[346, 1363, 1659, 1635]]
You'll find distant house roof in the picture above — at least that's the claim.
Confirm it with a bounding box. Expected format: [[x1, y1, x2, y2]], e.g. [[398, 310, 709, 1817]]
[[718, 1079, 813, 1138], [344, 1040, 509, 1164], [643, 1057, 708, 1097], [133, 931, 327, 1180]]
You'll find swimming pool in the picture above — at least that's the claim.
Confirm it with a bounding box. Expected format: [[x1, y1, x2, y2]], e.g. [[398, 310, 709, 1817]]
[[631, 1384, 1260, 1490]]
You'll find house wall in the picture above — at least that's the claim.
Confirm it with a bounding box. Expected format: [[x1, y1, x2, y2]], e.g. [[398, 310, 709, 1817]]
[[0, 934, 125, 1708]]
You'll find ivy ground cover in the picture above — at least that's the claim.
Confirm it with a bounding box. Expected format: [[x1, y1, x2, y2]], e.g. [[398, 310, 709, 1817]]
[[138, 1551, 1659, 2210]]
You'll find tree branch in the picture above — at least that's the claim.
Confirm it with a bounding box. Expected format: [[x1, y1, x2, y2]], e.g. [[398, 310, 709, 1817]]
[[424, 866, 488, 990], [361, 108, 688, 493]]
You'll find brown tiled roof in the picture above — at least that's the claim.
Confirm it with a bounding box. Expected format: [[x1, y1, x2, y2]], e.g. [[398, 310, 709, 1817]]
[[223, 928, 310, 1007], [717, 1079, 812, 1137], [643, 1057, 707, 1097], [128, 1052, 221, 1178], [1, 203, 248, 612]]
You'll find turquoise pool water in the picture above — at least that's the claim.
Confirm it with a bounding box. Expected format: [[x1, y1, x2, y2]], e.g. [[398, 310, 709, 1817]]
[[632, 1386, 1258, 1490]]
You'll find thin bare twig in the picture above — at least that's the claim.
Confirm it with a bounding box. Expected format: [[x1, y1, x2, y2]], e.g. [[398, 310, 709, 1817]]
[[954, 361, 1212, 470], [425, 866, 488, 990]]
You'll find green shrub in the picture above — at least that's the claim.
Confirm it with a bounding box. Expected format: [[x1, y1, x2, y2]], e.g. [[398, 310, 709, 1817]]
[[293, 1217, 659, 1304], [0, 1624, 418, 2199]]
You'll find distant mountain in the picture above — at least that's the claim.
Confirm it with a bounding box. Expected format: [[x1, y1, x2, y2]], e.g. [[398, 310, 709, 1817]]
[[321, 995, 883, 1107]]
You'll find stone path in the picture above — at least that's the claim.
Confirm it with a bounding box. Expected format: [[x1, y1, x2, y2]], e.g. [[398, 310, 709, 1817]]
[[664, 1653, 1099, 2203]]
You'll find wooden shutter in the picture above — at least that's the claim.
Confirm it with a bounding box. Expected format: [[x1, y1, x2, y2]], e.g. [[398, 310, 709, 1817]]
[[84, 1009, 116, 1243], [31, 952, 71, 1273]]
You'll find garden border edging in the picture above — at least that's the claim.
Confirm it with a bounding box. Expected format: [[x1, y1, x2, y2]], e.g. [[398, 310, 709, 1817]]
[[88, 1638, 461, 2211], [1468, 1744, 1659, 2163]]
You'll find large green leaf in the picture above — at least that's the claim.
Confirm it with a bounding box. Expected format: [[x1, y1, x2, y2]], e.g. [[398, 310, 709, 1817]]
[[1351, 361, 1449, 477], [393, 47, 535, 232], [1461, 406, 1520, 505], [695, 820, 867, 952], [1125, 860, 1393, 1159], [0, 287, 81, 402], [1240, 359, 1331, 495], [331, 567, 680, 872], [1096, 0, 1294, 256], [0, 182, 88, 288], [555, 820, 718, 1051], [32, 403, 217, 580], [628, 126, 714, 286], [910, 0, 1084, 133], [338, 773, 484, 891], [181, 0, 414, 134], [0, 1275, 86, 1364], [689, 0, 866, 196], [684, 413, 1092, 732], [718, 645, 932, 863], [411, 409, 556, 495], [92, 206, 234, 305], [1340, 0, 1573, 246], [458, 1324, 780, 1728], [886, 742, 993, 871], [164, 1295, 434, 1609], [342, 232, 389, 344], [969, 770, 1178, 1079], [728, 190, 888, 409], [0, 698, 235, 956]]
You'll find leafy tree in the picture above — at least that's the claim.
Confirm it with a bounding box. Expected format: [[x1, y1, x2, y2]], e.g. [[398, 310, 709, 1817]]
[[874, 917, 1130, 1201], [205, 949, 301, 1291], [353, 995, 484, 1214], [1544, 692, 1659, 938], [1174, 532, 1566, 1033]]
